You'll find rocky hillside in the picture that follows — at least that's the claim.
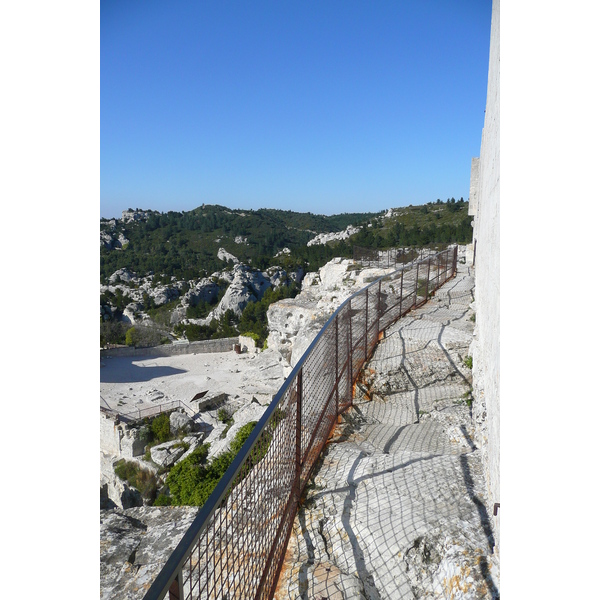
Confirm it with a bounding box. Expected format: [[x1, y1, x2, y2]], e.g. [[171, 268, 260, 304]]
[[100, 205, 380, 284], [100, 201, 471, 348]]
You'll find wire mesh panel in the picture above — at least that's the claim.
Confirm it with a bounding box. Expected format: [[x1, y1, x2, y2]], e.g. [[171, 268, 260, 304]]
[[142, 247, 458, 600]]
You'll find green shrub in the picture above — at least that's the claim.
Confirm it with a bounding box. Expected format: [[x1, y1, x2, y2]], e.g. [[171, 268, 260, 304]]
[[166, 422, 259, 507], [154, 493, 172, 506], [217, 408, 232, 424], [464, 356, 473, 369], [151, 413, 172, 444], [125, 327, 137, 346], [114, 459, 158, 502], [241, 331, 260, 343], [230, 421, 257, 454]]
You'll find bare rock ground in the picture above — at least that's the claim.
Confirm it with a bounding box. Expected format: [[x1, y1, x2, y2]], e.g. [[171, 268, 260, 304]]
[[276, 263, 500, 599]]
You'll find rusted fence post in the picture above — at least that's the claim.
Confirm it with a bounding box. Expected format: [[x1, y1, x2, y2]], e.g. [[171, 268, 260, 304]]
[[335, 315, 339, 414], [364, 289, 369, 362], [414, 261, 420, 308], [377, 279, 382, 338], [425, 257, 431, 301], [295, 368, 303, 503], [348, 300, 353, 397], [453, 245, 458, 275], [399, 267, 404, 318]]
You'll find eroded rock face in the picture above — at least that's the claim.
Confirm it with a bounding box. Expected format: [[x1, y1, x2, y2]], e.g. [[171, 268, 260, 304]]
[[217, 247, 240, 264], [307, 225, 361, 246], [209, 264, 271, 319], [267, 258, 396, 367], [100, 506, 198, 600], [169, 410, 194, 435], [109, 268, 137, 284]]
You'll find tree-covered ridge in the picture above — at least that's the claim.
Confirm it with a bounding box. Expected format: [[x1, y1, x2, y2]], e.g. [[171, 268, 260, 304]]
[[352, 197, 472, 249], [100, 204, 381, 283]]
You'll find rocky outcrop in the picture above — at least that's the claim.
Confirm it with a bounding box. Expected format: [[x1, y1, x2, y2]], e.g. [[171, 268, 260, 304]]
[[102, 261, 302, 330], [121, 209, 154, 224], [149, 434, 205, 469], [109, 268, 137, 284], [307, 224, 361, 246], [217, 247, 240, 264], [101, 221, 130, 249], [100, 506, 199, 600], [267, 257, 396, 366], [209, 264, 271, 319]]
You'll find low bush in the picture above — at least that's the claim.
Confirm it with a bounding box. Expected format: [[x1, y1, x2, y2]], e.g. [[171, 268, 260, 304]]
[[151, 413, 172, 444], [114, 459, 158, 502], [166, 421, 258, 507]]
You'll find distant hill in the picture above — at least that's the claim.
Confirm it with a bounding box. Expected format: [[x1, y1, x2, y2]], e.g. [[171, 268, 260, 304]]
[[100, 204, 380, 283], [352, 197, 472, 249], [100, 200, 471, 284]]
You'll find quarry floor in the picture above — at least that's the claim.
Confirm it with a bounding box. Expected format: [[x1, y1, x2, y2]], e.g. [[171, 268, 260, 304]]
[[275, 263, 500, 599], [100, 343, 291, 414]]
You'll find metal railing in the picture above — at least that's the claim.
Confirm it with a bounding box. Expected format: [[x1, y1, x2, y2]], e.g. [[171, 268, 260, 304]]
[[353, 244, 455, 269], [101, 398, 196, 424], [143, 246, 458, 600], [353, 245, 423, 268]]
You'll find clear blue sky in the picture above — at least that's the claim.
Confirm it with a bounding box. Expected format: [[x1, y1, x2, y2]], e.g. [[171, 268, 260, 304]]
[[101, 0, 492, 219]]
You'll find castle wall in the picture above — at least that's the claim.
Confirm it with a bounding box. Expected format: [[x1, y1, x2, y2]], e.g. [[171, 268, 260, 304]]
[[470, 0, 500, 554]]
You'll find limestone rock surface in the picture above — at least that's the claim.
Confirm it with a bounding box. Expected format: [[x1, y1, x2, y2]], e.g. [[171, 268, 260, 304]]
[[267, 257, 396, 367], [100, 506, 198, 600]]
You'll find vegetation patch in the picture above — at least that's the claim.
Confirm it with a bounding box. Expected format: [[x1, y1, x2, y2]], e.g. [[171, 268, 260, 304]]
[[114, 459, 158, 503], [164, 421, 259, 507]]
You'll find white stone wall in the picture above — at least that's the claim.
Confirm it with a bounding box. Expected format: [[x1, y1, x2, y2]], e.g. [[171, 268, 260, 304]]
[[470, 0, 500, 554], [100, 413, 122, 456]]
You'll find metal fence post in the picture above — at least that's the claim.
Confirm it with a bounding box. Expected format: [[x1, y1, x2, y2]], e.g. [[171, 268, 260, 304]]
[[453, 245, 458, 275], [425, 257, 431, 301], [399, 267, 404, 318], [295, 368, 303, 500], [348, 300, 353, 397], [377, 279, 382, 337], [335, 315, 339, 414], [168, 570, 184, 600], [364, 288, 369, 361], [414, 261, 420, 308]]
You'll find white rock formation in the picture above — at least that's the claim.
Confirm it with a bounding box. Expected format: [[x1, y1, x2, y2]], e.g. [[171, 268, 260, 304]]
[[209, 264, 270, 319], [121, 209, 153, 223], [109, 268, 137, 284], [267, 257, 395, 366], [217, 247, 240, 264], [306, 224, 361, 246]]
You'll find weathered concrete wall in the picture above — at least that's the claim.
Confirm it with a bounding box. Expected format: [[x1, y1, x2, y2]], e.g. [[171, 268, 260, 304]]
[[470, 0, 500, 555], [100, 336, 239, 359], [100, 413, 146, 459]]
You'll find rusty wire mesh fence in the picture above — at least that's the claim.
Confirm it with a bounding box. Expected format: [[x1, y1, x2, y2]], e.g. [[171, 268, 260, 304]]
[[143, 246, 458, 600], [352, 245, 423, 268]]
